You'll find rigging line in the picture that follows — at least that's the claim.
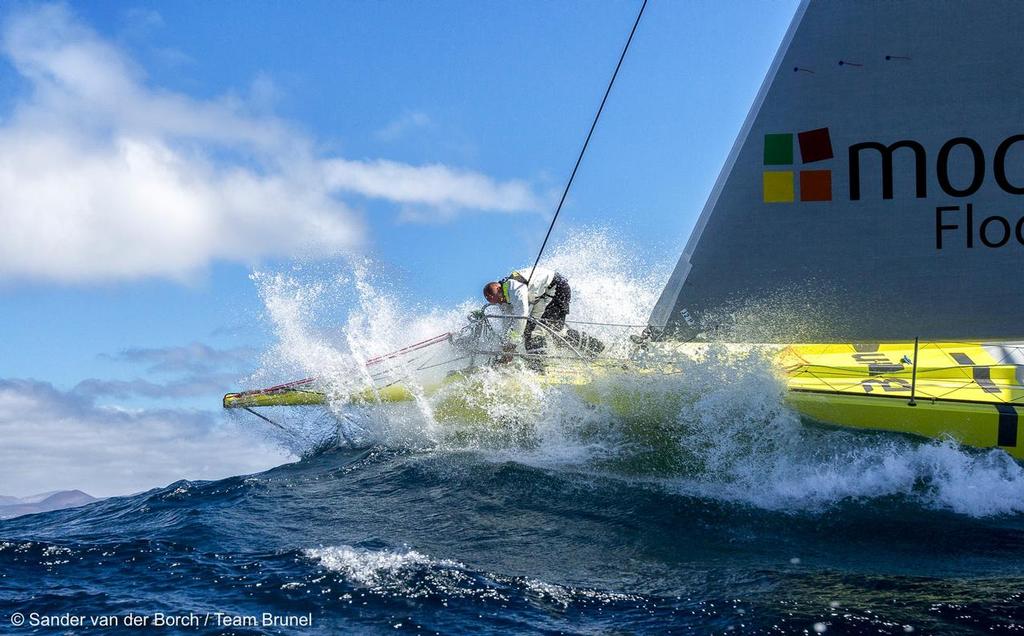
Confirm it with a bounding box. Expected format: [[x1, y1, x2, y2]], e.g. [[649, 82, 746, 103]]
[[372, 346, 441, 374], [479, 312, 664, 331], [368, 342, 448, 376], [462, 348, 636, 364], [563, 319, 655, 328], [233, 376, 316, 397], [803, 368, 861, 395], [242, 406, 290, 433], [412, 346, 456, 372], [364, 332, 451, 366], [928, 377, 997, 401], [373, 353, 478, 384], [525, 0, 648, 285], [478, 314, 649, 329], [413, 354, 476, 373]]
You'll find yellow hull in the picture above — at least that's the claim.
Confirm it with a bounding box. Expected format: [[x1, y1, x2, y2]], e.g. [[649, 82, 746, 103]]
[[781, 342, 1022, 459], [224, 341, 1024, 459], [786, 391, 1018, 455]]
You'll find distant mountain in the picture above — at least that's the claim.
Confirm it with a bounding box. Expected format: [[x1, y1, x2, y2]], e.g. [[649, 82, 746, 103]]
[[0, 490, 98, 519], [10, 491, 62, 504]]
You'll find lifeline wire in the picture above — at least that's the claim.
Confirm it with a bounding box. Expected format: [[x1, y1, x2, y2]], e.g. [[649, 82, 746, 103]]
[[526, 0, 648, 285]]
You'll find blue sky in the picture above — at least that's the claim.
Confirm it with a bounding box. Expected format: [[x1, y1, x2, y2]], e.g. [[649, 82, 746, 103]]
[[0, 1, 799, 496]]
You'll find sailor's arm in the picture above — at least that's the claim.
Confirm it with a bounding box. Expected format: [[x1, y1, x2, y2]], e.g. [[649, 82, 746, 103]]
[[505, 283, 530, 343]]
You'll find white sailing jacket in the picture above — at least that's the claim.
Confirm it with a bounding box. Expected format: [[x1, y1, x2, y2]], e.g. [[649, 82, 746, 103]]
[[495, 266, 558, 343]]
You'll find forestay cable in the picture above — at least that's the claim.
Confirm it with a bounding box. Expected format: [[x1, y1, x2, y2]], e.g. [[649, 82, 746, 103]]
[[526, 0, 648, 284]]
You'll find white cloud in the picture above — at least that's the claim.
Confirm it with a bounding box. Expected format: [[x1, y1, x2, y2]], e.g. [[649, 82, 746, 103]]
[[102, 342, 256, 375], [374, 110, 432, 141], [71, 374, 241, 400], [74, 342, 257, 400], [0, 5, 544, 284], [323, 158, 544, 215], [0, 378, 292, 497]]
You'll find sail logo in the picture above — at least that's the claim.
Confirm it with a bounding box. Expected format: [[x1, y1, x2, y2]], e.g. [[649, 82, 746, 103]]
[[762, 127, 833, 203], [845, 133, 1024, 249]]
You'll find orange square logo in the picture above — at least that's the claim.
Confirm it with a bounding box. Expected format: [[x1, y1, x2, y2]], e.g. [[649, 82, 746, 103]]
[[799, 170, 831, 202]]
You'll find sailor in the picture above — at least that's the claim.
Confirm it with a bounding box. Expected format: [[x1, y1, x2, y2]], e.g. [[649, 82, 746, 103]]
[[482, 267, 604, 362]]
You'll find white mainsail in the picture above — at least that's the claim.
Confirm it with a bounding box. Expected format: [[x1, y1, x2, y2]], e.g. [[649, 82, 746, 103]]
[[651, 0, 1024, 342]]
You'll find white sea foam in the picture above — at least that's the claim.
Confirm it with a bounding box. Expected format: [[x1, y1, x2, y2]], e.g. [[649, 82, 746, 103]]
[[305, 544, 515, 602], [250, 228, 662, 450], [644, 351, 1024, 517], [305, 545, 465, 590], [253, 229, 1024, 518], [305, 544, 641, 606]]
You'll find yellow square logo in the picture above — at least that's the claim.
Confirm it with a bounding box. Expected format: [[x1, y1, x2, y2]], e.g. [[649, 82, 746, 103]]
[[763, 171, 794, 203]]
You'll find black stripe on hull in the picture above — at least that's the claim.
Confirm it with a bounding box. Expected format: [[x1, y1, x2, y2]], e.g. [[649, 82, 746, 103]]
[[994, 404, 1018, 448]]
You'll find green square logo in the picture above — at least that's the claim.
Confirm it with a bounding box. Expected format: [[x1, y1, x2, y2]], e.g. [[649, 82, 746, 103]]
[[763, 133, 793, 165]]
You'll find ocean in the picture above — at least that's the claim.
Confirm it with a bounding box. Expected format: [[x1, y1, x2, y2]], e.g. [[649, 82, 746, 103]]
[[2, 431, 1023, 635], [3, 233, 1023, 634]]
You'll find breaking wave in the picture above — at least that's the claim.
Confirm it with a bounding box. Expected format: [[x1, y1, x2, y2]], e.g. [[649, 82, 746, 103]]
[[305, 544, 644, 608], [246, 229, 1024, 518]]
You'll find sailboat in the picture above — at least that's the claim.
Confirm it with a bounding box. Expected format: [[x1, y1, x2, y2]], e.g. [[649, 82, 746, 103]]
[[225, 0, 1024, 460]]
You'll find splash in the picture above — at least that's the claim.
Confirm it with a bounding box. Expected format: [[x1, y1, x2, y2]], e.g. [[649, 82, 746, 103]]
[[249, 228, 663, 448], [305, 545, 467, 595], [643, 345, 1024, 517], [249, 229, 1024, 517], [305, 544, 645, 607]]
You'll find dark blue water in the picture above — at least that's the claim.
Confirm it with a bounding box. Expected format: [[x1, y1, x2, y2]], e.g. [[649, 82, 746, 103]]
[[2, 435, 1024, 635]]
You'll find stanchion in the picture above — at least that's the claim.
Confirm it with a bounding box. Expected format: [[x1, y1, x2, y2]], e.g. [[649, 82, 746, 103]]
[[908, 337, 919, 406]]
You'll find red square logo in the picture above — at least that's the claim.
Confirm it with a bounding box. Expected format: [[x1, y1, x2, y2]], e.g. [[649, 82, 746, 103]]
[[800, 170, 832, 201], [798, 128, 833, 163]]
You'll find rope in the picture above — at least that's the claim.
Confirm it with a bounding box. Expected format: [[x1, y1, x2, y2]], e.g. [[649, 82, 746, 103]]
[[479, 314, 650, 329], [478, 313, 717, 347], [564, 318, 655, 329], [232, 376, 316, 397], [364, 332, 451, 366], [525, 0, 648, 285]]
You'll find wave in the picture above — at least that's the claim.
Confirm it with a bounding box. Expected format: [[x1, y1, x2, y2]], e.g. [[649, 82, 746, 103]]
[[306, 544, 645, 609], [4, 444, 1021, 636], [241, 228, 1024, 518]]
